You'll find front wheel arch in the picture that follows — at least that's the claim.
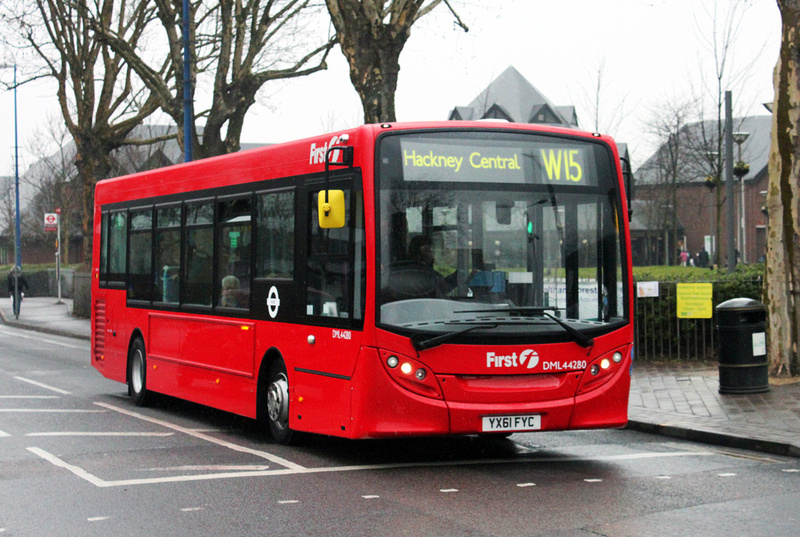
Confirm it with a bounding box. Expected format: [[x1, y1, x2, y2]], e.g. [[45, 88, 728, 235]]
[[127, 334, 150, 406], [257, 349, 294, 445]]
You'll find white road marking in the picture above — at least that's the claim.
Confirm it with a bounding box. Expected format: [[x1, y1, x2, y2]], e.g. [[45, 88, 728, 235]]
[[144, 465, 270, 472], [782, 469, 800, 473], [94, 402, 305, 470], [0, 409, 104, 413], [0, 329, 83, 349], [0, 395, 59, 399], [362, 495, 380, 499], [718, 473, 737, 477], [654, 476, 672, 479], [278, 500, 299, 504], [0, 430, 10, 437], [27, 446, 717, 489], [26, 432, 173, 437], [14, 377, 72, 395], [516, 482, 535, 487], [87, 517, 110, 522], [28, 447, 106, 487], [180, 507, 204, 512], [440, 489, 459, 493], [584, 479, 603, 483]]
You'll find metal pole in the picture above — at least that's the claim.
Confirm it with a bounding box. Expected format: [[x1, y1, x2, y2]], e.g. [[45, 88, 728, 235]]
[[13, 65, 21, 318], [182, 0, 193, 163], [56, 210, 63, 304], [724, 92, 736, 273]]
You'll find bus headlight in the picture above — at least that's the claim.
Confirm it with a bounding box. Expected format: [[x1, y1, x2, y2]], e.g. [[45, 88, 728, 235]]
[[578, 346, 631, 396], [379, 350, 442, 399]]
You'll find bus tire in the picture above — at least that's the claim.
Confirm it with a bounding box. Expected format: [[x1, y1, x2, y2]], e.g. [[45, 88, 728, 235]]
[[128, 338, 150, 406], [266, 358, 293, 445]]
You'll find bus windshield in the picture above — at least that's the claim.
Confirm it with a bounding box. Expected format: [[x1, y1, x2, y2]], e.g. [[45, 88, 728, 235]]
[[377, 130, 628, 341]]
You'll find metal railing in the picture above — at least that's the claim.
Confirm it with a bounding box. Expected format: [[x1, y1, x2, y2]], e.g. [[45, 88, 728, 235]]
[[633, 279, 763, 361]]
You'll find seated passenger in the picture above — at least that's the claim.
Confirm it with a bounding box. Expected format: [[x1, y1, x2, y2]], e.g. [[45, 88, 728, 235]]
[[220, 275, 242, 308]]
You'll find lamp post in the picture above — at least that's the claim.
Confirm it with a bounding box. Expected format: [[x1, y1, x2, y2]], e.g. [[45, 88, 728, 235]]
[[732, 131, 750, 263], [1, 63, 21, 316]]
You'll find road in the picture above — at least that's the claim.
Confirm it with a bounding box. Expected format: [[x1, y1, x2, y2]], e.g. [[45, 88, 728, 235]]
[[1, 325, 799, 536]]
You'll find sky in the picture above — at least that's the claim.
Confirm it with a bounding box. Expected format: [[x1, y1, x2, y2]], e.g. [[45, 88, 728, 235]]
[[0, 0, 782, 178]]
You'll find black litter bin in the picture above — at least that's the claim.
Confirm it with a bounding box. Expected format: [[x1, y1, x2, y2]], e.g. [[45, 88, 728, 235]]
[[716, 298, 769, 394]]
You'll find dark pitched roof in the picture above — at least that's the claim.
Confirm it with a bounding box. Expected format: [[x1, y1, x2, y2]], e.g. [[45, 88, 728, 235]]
[[635, 115, 772, 186], [448, 66, 578, 127]]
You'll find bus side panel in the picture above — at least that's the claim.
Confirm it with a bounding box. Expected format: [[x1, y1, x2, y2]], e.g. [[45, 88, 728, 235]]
[[568, 354, 632, 430], [349, 347, 450, 439], [145, 314, 257, 418], [289, 370, 352, 437], [148, 314, 256, 377], [280, 325, 364, 437], [144, 358, 257, 419]]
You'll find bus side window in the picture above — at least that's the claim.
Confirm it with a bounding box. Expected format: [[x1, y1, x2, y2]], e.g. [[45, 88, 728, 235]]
[[128, 208, 154, 301], [184, 202, 214, 306], [256, 190, 295, 279], [155, 205, 182, 304], [107, 211, 127, 283], [217, 197, 252, 309]]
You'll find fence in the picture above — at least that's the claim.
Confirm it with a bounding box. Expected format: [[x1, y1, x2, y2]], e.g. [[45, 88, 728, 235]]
[[634, 279, 763, 361]]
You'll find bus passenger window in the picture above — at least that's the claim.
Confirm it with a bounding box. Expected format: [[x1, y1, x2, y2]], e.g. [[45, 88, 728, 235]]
[[184, 203, 213, 306], [107, 211, 127, 283], [128, 209, 153, 301], [256, 190, 294, 279], [217, 197, 252, 309], [155, 206, 181, 304]]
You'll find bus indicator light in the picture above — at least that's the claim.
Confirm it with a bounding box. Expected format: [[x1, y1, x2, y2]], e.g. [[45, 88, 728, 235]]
[[400, 362, 412, 375], [386, 355, 399, 368]]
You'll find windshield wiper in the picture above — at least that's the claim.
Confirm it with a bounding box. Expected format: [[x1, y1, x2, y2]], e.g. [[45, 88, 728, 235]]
[[542, 312, 595, 349], [411, 323, 498, 352], [455, 306, 595, 349]]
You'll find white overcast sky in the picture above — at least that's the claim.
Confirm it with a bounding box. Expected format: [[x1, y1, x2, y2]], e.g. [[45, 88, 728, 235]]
[[0, 0, 781, 177]]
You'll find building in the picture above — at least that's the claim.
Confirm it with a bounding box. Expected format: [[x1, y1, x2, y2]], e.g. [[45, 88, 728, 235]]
[[634, 115, 771, 266], [449, 65, 579, 127]]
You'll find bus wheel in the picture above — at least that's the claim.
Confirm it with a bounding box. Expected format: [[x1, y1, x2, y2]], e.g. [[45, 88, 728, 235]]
[[128, 338, 150, 406], [266, 359, 293, 444]]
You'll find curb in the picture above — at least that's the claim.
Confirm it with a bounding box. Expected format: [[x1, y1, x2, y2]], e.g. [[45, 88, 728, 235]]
[[626, 419, 800, 458]]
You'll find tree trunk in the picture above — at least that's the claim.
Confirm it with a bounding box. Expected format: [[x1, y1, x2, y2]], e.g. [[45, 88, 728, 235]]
[[75, 139, 114, 266], [325, 1, 449, 124], [765, 0, 800, 376]]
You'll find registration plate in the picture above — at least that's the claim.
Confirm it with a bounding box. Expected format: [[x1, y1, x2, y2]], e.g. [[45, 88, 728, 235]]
[[482, 414, 541, 432]]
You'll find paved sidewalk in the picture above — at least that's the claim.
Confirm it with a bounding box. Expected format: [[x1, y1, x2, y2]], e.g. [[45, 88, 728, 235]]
[[2, 296, 799, 457]]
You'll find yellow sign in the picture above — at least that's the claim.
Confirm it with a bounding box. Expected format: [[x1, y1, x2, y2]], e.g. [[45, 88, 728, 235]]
[[676, 283, 713, 318]]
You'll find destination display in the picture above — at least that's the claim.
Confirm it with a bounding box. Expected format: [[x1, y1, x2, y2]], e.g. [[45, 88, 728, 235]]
[[399, 138, 599, 186]]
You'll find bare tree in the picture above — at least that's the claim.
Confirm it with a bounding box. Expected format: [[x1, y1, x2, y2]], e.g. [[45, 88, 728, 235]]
[[574, 57, 630, 136], [21, 118, 82, 265], [692, 0, 764, 266], [638, 99, 699, 265], [93, 0, 337, 159], [764, 0, 800, 377], [325, 0, 467, 123], [1, 0, 163, 261]]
